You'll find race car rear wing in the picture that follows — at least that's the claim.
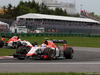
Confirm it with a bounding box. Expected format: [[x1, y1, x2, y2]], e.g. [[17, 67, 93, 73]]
[[2, 36, 12, 38], [2, 36, 19, 39], [51, 39, 67, 50], [51, 40, 67, 44]]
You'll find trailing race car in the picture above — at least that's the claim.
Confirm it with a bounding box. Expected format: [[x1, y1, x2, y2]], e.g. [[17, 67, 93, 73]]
[[0, 36, 22, 48], [13, 39, 74, 60]]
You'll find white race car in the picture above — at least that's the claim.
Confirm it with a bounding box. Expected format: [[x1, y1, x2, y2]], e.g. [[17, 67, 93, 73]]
[[14, 39, 74, 60]]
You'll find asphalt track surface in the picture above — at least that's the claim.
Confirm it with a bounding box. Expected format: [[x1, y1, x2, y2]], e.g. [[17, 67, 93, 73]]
[[0, 47, 100, 73]]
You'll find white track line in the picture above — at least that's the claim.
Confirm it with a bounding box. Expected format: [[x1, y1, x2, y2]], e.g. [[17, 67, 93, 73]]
[[0, 56, 13, 59], [1, 62, 100, 65]]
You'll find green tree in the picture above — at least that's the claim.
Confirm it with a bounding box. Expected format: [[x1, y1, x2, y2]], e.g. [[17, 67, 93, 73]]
[[40, 3, 49, 14], [7, 4, 12, 12], [90, 12, 100, 20], [19, 5, 36, 15], [49, 9, 55, 15], [55, 8, 62, 15], [1, 0, 69, 19]]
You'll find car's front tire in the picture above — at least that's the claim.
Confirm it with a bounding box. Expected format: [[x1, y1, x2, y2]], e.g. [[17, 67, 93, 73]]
[[44, 48, 56, 60], [16, 47, 27, 60]]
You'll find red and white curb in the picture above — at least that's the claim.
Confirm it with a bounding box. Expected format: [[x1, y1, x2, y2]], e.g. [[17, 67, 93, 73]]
[[0, 56, 13, 59]]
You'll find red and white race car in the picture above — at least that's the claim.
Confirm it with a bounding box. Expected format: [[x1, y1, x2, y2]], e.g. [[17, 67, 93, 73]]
[[0, 36, 22, 48], [14, 39, 74, 60]]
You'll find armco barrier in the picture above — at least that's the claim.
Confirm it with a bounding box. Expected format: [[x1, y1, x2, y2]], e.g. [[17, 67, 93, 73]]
[[0, 33, 100, 38]]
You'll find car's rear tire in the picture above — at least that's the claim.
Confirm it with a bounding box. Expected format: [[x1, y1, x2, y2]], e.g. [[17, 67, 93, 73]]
[[16, 47, 27, 60], [64, 47, 74, 59], [0, 40, 4, 48], [44, 48, 55, 60]]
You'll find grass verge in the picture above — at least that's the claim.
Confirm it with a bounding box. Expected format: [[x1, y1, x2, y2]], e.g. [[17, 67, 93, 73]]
[[0, 36, 100, 56], [0, 48, 15, 56], [20, 36, 100, 48], [0, 72, 98, 75]]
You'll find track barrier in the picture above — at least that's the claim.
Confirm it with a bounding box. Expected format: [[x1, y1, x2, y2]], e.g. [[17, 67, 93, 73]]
[[0, 33, 100, 38]]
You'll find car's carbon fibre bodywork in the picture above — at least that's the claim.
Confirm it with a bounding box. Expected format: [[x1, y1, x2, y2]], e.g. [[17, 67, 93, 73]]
[[14, 39, 74, 60]]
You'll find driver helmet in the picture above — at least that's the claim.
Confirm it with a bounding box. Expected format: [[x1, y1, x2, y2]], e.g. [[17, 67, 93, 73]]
[[42, 44, 47, 47]]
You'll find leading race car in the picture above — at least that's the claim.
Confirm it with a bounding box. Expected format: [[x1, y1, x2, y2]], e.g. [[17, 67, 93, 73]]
[[0, 36, 22, 48], [13, 39, 74, 60]]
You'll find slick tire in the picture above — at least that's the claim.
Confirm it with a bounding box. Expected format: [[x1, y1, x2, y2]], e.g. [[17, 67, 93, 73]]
[[44, 48, 55, 60], [16, 47, 27, 60], [64, 47, 74, 59], [0, 40, 4, 48]]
